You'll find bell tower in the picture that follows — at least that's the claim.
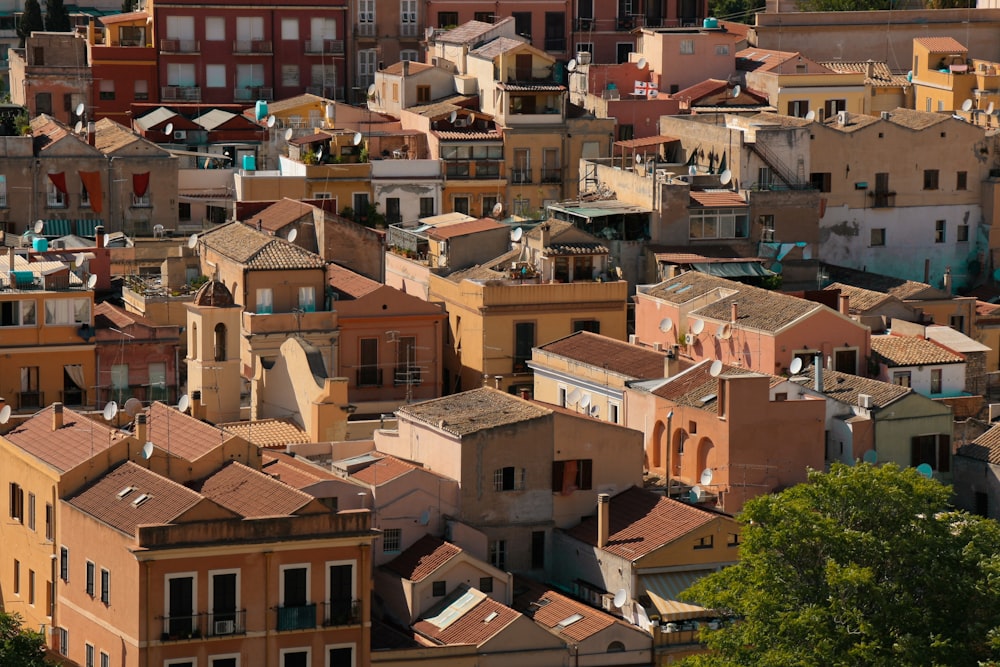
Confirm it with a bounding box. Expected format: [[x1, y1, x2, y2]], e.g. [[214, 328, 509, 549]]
[[185, 280, 242, 423]]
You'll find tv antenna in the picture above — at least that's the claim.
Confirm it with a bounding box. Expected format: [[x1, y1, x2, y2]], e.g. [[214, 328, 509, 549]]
[[731, 84, 741, 98], [102, 401, 118, 422], [177, 393, 190, 414], [33, 220, 44, 234], [613, 589, 627, 608], [492, 202, 504, 218], [287, 228, 298, 243], [719, 169, 732, 186], [284, 128, 294, 141], [352, 131, 363, 146], [187, 233, 199, 249], [266, 114, 276, 128], [805, 110, 816, 121], [700, 468, 714, 485], [0, 405, 11, 424], [716, 323, 732, 340], [86, 274, 98, 289], [637, 57, 647, 70], [141, 441, 154, 459], [124, 397, 143, 417], [510, 226, 523, 242], [164, 122, 174, 137], [961, 98, 973, 112], [567, 58, 577, 72]]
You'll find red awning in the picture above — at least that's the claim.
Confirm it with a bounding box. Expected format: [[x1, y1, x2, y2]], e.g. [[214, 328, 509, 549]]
[[79, 171, 103, 213], [47, 172, 67, 195], [132, 172, 150, 197]]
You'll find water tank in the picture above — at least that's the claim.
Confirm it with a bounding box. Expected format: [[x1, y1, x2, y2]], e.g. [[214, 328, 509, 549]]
[[254, 100, 268, 120], [32, 237, 48, 252], [703, 17, 719, 28], [242, 154, 257, 171]]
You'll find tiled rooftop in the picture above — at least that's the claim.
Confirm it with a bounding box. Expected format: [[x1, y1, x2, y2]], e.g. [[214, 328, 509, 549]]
[[689, 190, 746, 208], [413, 586, 519, 646], [880, 107, 950, 131], [384, 535, 463, 582], [652, 361, 776, 413], [200, 222, 326, 270], [795, 367, 910, 408], [4, 405, 126, 473], [824, 282, 894, 312], [382, 61, 435, 75], [824, 265, 946, 301], [242, 198, 316, 233], [425, 218, 503, 240], [871, 334, 964, 367], [564, 486, 721, 559], [93, 117, 161, 154], [470, 36, 527, 59], [95, 301, 166, 331], [818, 60, 909, 87], [537, 331, 668, 380], [960, 425, 1000, 464], [344, 453, 417, 486], [515, 580, 616, 642], [398, 388, 551, 437], [434, 17, 513, 45], [327, 262, 382, 299], [195, 461, 314, 517], [262, 451, 342, 489], [146, 401, 232, 462], [220, 418, 310, 448], [914, 36, 968, 53]]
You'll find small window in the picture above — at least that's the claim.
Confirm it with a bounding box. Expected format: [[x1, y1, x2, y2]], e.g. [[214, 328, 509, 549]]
[[870, 228, 886, 247], [60, 546, 69, 582], [694, 535, 714, 550], [100, 652, 110, 667], [100, 568, 110, 604], [930, 368, 943, 394], [86, 644, 94, 667], [432, 581, 446, 597], [382, 528, 401, 553], [99, 79, 115, 101], [957, 224, 969, 242], [86, 561, 95, 597], [479, 576, 493, 593], [417, 85, 430, 103], [774, 392, 788, 401], [923, 169, 939, 190], [494, 466, 525, 491], [489, 540, 506, 570], [57, 628, 68, 656], [27, 492, 35, 531], [715, 44, 729, 55], [957, 171, 967, 190], [680, 39, 694, 54], [727, 532, 741, 547], [13, 559, 19, 595], [688, 420, 697, 434], [893, 371, 911, 387], [935, 220, 945, 243]]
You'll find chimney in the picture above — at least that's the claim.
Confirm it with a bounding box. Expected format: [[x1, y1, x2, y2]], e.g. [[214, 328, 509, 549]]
[[866, 59, 876, 79], [597, 493, 610, 549], [838, 293, 850, 315], [519, 388, 531, 400], [52, 403, 64, 431], [191, 390, 201, 421], [135, 413, 147, 444], [539, 223, 550, 248], [87, 121, 96, 147], [403, 59, 409, 76], [730, 302, 738, 323], [814, 351, 824, 392], [8, 245, 15, 273], [942, 266, 952, 295], [95, 226, 105, 248]]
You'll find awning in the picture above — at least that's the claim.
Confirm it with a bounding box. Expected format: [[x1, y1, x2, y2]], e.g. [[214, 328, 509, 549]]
[[641, 571, 714, 622], [692, 261, 774, 278]]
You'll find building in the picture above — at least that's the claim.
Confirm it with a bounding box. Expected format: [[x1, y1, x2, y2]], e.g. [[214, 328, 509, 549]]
[[953, 426, 1000, 519], [818, 59, 911, 116], [634, 26, 744, 96], [86, 12, 159, 124], [822, 283, 920, 333], [572, 0, 710, 64], [870, 333, 967, 399], [9, 32, 90, 126]]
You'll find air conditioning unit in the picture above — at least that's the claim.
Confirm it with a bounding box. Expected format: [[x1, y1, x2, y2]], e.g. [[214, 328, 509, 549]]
[[173, 130, 187, 140], [858, 393, 873, 409], [454, 117, 469, 128], [214, 619, 235, 635], [837, 110, 848, 125], [684, 333, 695, 345]]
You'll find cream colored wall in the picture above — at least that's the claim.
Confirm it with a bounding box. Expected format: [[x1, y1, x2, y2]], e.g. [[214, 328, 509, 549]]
[[635, 516, 740, 570], [407, 559, 510, 622]]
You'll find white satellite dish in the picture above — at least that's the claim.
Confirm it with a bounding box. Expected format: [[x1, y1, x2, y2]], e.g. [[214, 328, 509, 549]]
[[589, 404, 600, 417], [731, 84, 741, 98], [367, 83, 376, 98], [33, 220, 44, 234], [700, 468, 714, 485], [0, 405, 11, 424], [449, 110, 457, 123], [613, 589, 627, 608], [266, 114, 276, 128], [789, 357, 803, 375], [177, 394, 190, 414], [74, 253, 86, 268], [659, 317, 673, 333], [511, 227, 523, 242], [989, 102, 995, 115], [86, 274, 98, 289], [164, 122, 174, 136], [74, 121, 83, 134], [717, 323, 732, 340], [635, 153, 643, 164], [103, 401, 118, 421], [567, 388, 582, 404], [580, 393, 592, 409], [187, 233, 198, 249], [75, 102, 85, 117], [418, 510, 430, 526], [352, 131, 362, 146], [690, 319, 705, 334], [688, 165, 697, 176], [124, 397, 143, 417], [804, 110, 816, 121], [962, 98, 973, 112], [719, 169, 732, 186], [284, 127, 294, 141], [710, 359, 723, 377], [637, 57, 647, 70], [492, 202, 504, 218], [690, 485, 704, 502], [567, 58, 577, 72], [141, 441, 154, 459], [287, 228, 298, 243], [103, 234, 111, 247]]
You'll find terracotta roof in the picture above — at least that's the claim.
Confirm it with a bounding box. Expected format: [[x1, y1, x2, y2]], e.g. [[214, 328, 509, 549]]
[[914, 36, 967, 53], [262, 451, 341, 489], [413, 586, 519, 645], [95, 301, 162, 330], [795, 367, 910, 408], [343, 452, 417, 486], [433, 129, 503, 141], [242, 198, 316, 233], [31, 114, 78, 152], [537, 331, 668, 380], [821, 111, 881, 133], [470, 36, 527, 59], [880, 107, 951, 131], [263, 93, 329, 114], [824, 283, 895, 312], [4, 406, 126, 473], [674, 79, 728, 102], [818, 60, 909, 87], [435, 18, 513, 45], [960, 425, 1000, 464], [220, 418, 310, 448], [99, 10, 147, 24], [194, 461, 313, 517], [200, 222, 326, 270], [445, 263, 506, 283], [871, 334, 964, 367], [384, 535, 463, 581], [382, 61, 436, 75], [425, 218, 504, 240], [564, 486, 721, 560], [614, 134, 681, 149], [94, 117, 162, 154], [407, 95, 477, 120], [824, 265, 946, 301], [327, 262, 381, 299], [398, 387, 551, 437], [689, 190, 746, 208], [652, 361, 776, 413], [192, 279, 235, 307], [978, 300, 1000, 317], [736, 47, 799, 71], [145, 401, 232, 462], [496, 82, 565, 92], [523, 586, 616, 642], [66, 461, 203, 534]]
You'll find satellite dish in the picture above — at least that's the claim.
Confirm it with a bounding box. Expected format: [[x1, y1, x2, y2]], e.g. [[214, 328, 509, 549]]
[[449, 110, 457, 123], [659, 317, 673, 333], [418, 510, 430, 525], [164, 122, 174, 136], [862, 449, 878, 464], [74, 121, 83, 134], [266, 115, 276, 128], [75, 102, 85, 117], [74, 253, 86, 268], [688, 165, 697, 176], [352, 131, 362, 146], [124, 397, 143, 417], [635, 153, 643, 164], [468, 112, 476, 123], [700, 468, 714, 485], [86, 274, 98, 289], [580, 393, 592, 409], [284, 127, 294, 141], [287, 228, 298, 243], [33, 220, 44, 234], [789, 357, 803, 374], [613, 589, 627, 608], [689, 486, 704, 502], [989, 102, 995, 115], [367, 83, 376, 97], [916, 463, 933, 478], [962, 98, 973, 112], [567, 58, 577, 72], [804, 110, 816, 121], [187, 233, 198, 249], [709, 359, 723, 377], [103, 233, 111, 247], [141, 441, 154, 459], [177, 394, 190, 414], [690, 318, 705, 334], [0, 405, 10, 424], [567, 388, 582, 404], [719, 169, 732, 186], [103, 401, 119, 421], [492, 202, 504, 218], [589, 404, 600, 418], [717, 323, 732, 340], [731, 84, 741, 98], [511, 227, 523, 242], [637, 57, 647, 70]]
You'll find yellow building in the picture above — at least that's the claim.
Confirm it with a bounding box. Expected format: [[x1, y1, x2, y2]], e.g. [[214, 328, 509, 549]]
[[911, 37, 973, 114]]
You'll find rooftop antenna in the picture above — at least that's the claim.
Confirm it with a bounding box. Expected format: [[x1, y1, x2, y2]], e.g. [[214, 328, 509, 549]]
[[710, 359, 723, 377], [33, 220, 44, 234], [510, 226, 523, 242], [187, 233, 198, 249], [352, 131, 362, 146], [719, 169, 732, 186], [491, 201, 505, 218], [961, 98, 973, 112], [74, 120, 83, 134], [141, 441, 154, 459], [731, 84, 741, 98], [700, 468, 714, 485], [717, 323, 732, 340], [690, 318, 705, 335], [86, 274, 98, 290], [567, 58, 577, 72], [177, 393, 190, 414], [284, 127, 294, 141], [637, 57, 647, 70], [266, 114, 276, 128], [448, 110, 457, 123], [102, 400, 118, 422], [0, 405, 10, 424], [75, 102, 85, 118], [613, 589, 627, 608], [804, 110, 816, 121]]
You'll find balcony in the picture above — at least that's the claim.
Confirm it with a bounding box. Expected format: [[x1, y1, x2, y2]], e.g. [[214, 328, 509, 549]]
[[207, 610, 246, 637], [511, 168, 533, 184], [160, 39, 199, 53], [356, 22, 376, 38], [322, 598, 361, 626], [541, 168, 562, 183], [233, 39, 272, 54], [617, 16, 636, 30], [304, 39, 344, 54], [276, 604, 316, 631], [160, 614, 202, 641], [233, 86, 274, 101], [241, 309, 338, 336], [18, 391, 42, 411], [161, 86, 201, 102]]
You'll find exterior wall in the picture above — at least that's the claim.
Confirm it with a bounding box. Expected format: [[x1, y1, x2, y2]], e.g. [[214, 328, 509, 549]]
[[638, 29, 741, 93], [384, 252, 433, 300], [185, 302, 243, 424], [375, 558, 510, 625], [371, 160, 443, 227], [369, 474, 461, 566], [317, 216, 385, 281], [744, 70, 866, 116], [425, 2, 571, 59], [874, 361, 965, 398], [88, 21, 159, 124], [572, 0, 710, 65], [870, 396, 954, 480], [9, 33, 91, 126], [94, 328, 182, 407]]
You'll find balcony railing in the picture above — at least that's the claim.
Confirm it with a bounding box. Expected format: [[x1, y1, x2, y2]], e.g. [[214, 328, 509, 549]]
[[305, 39, 344, 54], [322, 599, 361, 626], [356, 22, 376, 37], [207, 610, 246, 637], [276, 603, 316, 631], [18, 391, 42, 410], [541, 167, 562, 183], [233, 39, 272, 54], [511, 169, 533, 184], [161, 86, 201, 101], [234, 86, 274, 101], [356, 367, 383, 388], [160, 39, 199, 53], [161, 614, 201, 641]]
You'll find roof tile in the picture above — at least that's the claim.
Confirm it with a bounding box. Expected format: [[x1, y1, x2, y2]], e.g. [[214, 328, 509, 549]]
[[384, 535, 462, 581], [200, 222, 325, 270], [538, 331, 668, 380], [871, 334, 964, 367], [195, 461, 313, 517], [413, 586, 520, 645], [5, 405, 127, 473], [398, 388, 551, 437]]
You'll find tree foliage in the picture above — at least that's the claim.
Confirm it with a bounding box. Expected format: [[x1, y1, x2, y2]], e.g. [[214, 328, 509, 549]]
[[17, 0, 44, 46], [0, 611, 53, 666], [708, 0, 766, 24], [795, 0, 891, 10], [680, 463, 1000, 667], [44, 0, 71, 33]]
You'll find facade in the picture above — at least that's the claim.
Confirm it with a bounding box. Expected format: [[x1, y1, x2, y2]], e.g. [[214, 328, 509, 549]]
[[737, 48, 867, 118], [87, 13, 159, 124], [635, 27, 744, 95], [870, 333, 967, 398], [9, 32, 90, 126], [574, 0, 710, 65], [954, 427, 1000, 519]]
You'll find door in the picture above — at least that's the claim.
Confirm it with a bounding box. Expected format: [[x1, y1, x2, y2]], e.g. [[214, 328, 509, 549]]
[[328, 563, 354, 624], [168, 576, 194, 636], [515, 53, 532, 81], [212, 572, 237, 626]]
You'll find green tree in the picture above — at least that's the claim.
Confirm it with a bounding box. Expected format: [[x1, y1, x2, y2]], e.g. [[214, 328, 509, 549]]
[[0, 611, 53, 666], [795, 0, 891, 9], [17, 0, 44, 46], [708, 0, 766, 24], [680, 463, 1000, 667], [43, 0, 71, 32]]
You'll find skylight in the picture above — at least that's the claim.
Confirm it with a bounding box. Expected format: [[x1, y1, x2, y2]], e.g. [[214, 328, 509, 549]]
[[132, 494, 150, 507], [483, 611, 498, 623], [117, 486, 134, 499], [557, 613, 584, 628]]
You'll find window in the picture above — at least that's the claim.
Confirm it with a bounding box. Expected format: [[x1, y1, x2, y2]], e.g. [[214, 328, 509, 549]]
[[870, 228, 886, 247], [757, 166, 773, 188], [99, 79, 115, 101], [0, 175, 6, 208], [400, 49, 418, 62], [513, 321, 535, 372], [236, 16, 264, 47], [609, 402, 620, 424], [357, 49, 377, 87], [210, 569, 239, 635], [512, 11, 531, 38], [930, 368, 943, 394], [957, 224, 969, 242], [36, 92, 52, 115], [437, 11, 457, 27], [206, 64, 226, 88], [45, 298, 90, 325], [552, 459, 593, 492], [957, 171, 967, 190], [431, 581, 446, 597], [493, 466, 525, 491], [728, 532, 741, 547], [382, 528, 401, 553], [101, 652, 109, 667], [1, 300, 35, 326], [101, 568, 110, 604], [416, 85, 430, 103], [935, 220, 945, 243], [148, 363, 167, 401], [893, 371, 911, 387], [27, 492, 35, 530], [680, 39, 694, 54], [29, 569, 35, 604], [57, 627, 67, 656], [13, 560, 19, 594], [60, 547, 69, 581], [824, 99, 846, 116], [167, 62, 196, 87], [475, 11, 494, 22], [420, 197, 434, 217], [911, 433, 950, 472], [325, 561, 355, 627], [715, 44, 729, 55], [298, 286, 316, 312], [787, 100, 809, 117], [205, 16, 224, 40], [488, 540, 506, 570], [401, 0, 417, 36], [237, 63, 265, 90], [166, 15, 194, 39], [694, 535, 714, 549], [358, 337, 380, 386], [531, 530, 545, 569], [165, 573, 196, 637], [923, 169, 939, 190], [46, 177, 67, 208], [281, 17, 298, 40], [479, 577, 493, 593], [572, 319, 600, 334], [256, 288, 272, 314], [214, 323, 227, 362], [86, 644, 94, 667], [689, 208, 750, 239], [9, 482, 23, 521], [951, 314, 966, 334], [281, 649, 309, 667], [810, 172, 831, 192], [327, 646, 352, 667], [86, 561, 95, 596], [544, 11, 565, 51]]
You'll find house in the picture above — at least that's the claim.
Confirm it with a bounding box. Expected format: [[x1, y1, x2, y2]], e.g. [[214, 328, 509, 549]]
[[94, 302, 182, 406], [634, 26, 745, 96], [953, 426, 1000, 519], [822, 283, 920, 333], [818, 59, 911, 116], [897, 320, 990, 397], [86, 13, 159, 124], [870, 333, 966, 398], [9, 32, 90, 126], [910, 36, 973, 114], [634, 272, 870, 377]]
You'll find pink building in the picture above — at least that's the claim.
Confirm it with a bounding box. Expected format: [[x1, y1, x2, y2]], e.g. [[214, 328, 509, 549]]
[[634, 272, 870, 377], [575, 0, 711, 64]]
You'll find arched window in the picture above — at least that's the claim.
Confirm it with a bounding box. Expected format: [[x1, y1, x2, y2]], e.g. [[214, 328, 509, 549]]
[[607, 641, 625, 653], [214, 323, 226, 361]]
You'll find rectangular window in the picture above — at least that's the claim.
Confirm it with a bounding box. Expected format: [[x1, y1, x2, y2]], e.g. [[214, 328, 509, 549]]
[[572, 319, 600, 334], [166, 15, 194, 39], [134, 79, 148, 101], [715, 44, 729, 55], [930, 368, 943, 394], [281, 65, 300, 87], [27, 492, 35, 531], [935, 220, 945, 243], [86, 561, 95, 596], [531, 530, 545, 569], [297, 286, 316, 312], [870, 228, 886, 247], [488, 540, 506, 570], [206, 64, 226, 88], [493, 466, 525, 491], [46, 177, 67, 208], [680, 39, 694, 54], [957, 224, 969, 242], [419, 197, 434, 217], [512, 11, 531, 38], [45, 298, 90, 325], [60, 546, 69, 582], [694, 535, 714, 550], [100, 568, 110, 604], [358, 337, 380, 386], [911, 433, 950, 472], [99, 79, 115, 101], [13, 560, 19, 594], [513, 321, 535, 372], [453, 196, 469, 215], [689, 208, 750, 239], [236, 63, 265, 89], [1, 300, 35, 326], [255, 288, 273, 314], [957, 171, 967, 190], [824, 99, 846, 116], [923, 169, 939, 190], [166, 574, 196, 636], [9, 482, 23, 521], [281, 17, 299, 40], [432, 581, 446, 597], [167, 62, 196, 87], [437, 11, 457, 27], [810, 172, 831, 192], [786, 100, 809, 117], [893, 371, 911, 387], [728, 533, 741, 547], [86, 644, 94, 667], [357, 49, 377, 87], [57, 627, 67, 656], [475, 11, 494, 22], [205, 16, 224, 41], [609, 402, 620, 424], [100, 652, 109, 667], [29, 569, 35, 605], [552, 459, 593, 492], [544, 11, 565, 51], [401, 0, 417, 35], [382, 528, 401, 553]]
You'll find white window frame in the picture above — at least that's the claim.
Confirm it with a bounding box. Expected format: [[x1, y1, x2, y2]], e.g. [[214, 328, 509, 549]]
[[279, 648, 311, 667], [256, 287, 273, 314], [608, 399, 621, 424], [358, 49, 377, 87], [325, 559, 357, 606], [557, 384, 567, 407], [208, 568, 241, 620], [324, 643, 356, 667], [279, 563, 311, 607], [165, 660, 198, 667], [164, 571, 198, 623], [400, 49, 418, 62]]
